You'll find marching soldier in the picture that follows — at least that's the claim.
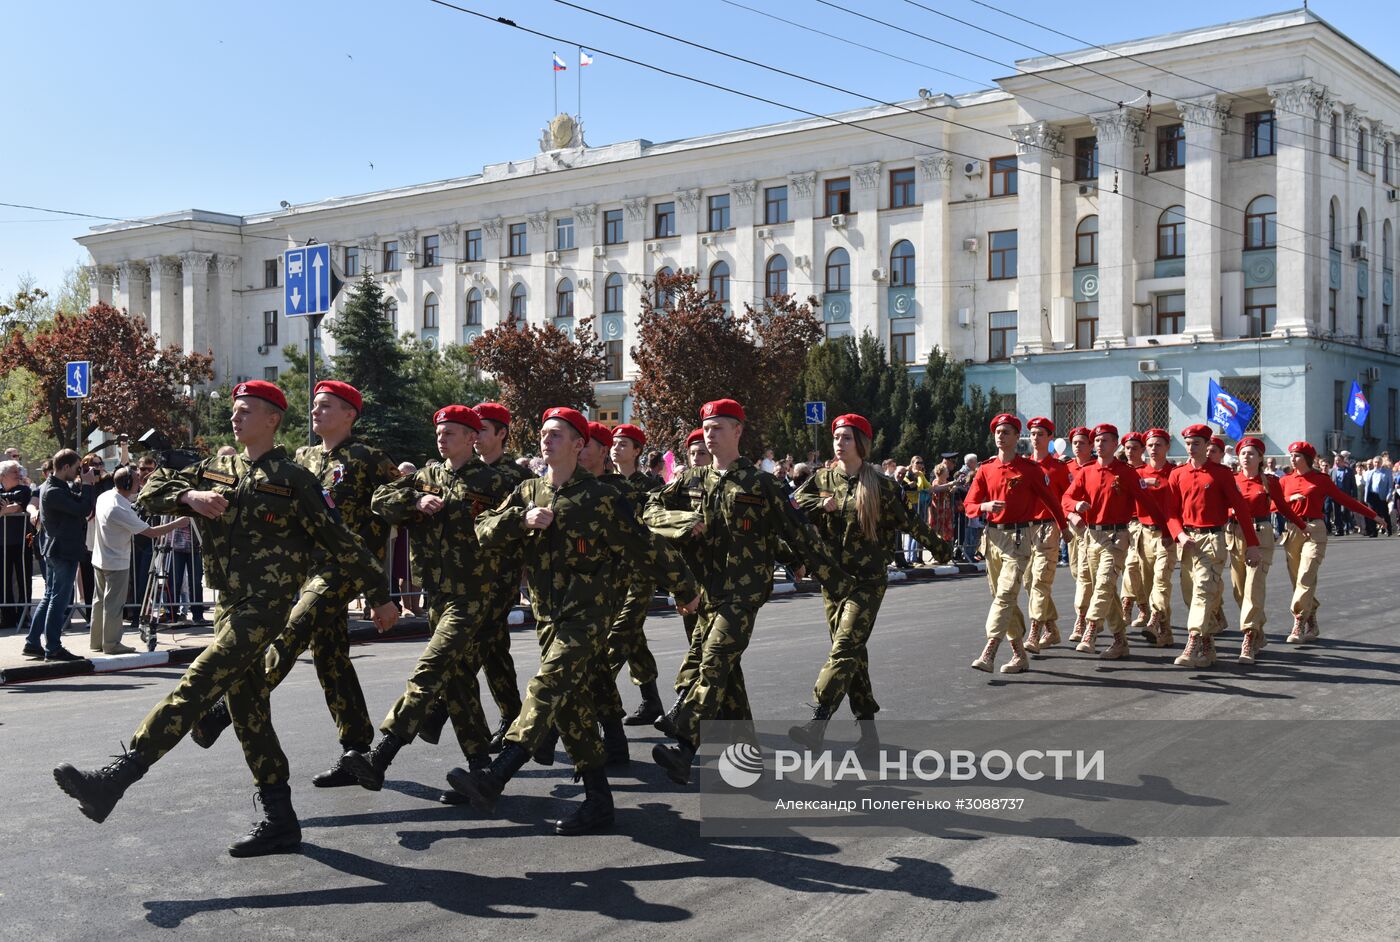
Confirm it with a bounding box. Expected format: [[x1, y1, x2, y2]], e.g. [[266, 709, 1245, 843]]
[[1229, 437, 1307, 664], [54, 381, 397, 856], [339, 405, 515, 794], [188, 381, 397, 790], [1136, 428, 1178, 647], [686, 427, 711, 470], [1162, 425, 1261, 668], [446, 407, 700, 834], [1118, 432, 1148, 630], [1021, 417, 1071, 654], [788, 413, 950, 752], [963, 413, 1068, 674], [1066, 427, 1096, 643]]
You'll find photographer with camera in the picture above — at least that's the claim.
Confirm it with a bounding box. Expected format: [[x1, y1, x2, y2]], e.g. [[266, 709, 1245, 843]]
[[21, 450, 96, 661]]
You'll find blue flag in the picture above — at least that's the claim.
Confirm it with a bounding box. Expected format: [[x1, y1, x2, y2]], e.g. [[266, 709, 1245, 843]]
[[1346, 380, 1370, 427], [1207, 378, 1255, 441]]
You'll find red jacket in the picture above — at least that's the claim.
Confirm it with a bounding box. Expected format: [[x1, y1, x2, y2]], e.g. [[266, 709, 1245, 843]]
[[1061, 459, 1167, 528], [1234, 472, 1307, 531], [1031, 453, 1073, 523], [1277, 470, 1377, 521], [1164, 461, 1259, 547], [964, 455, 1068, 529]]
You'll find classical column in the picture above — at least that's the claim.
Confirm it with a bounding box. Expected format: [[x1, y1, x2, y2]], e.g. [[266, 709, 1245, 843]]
[[1092, 108, 1146, 343], [397, 228, 419, 335], [1011, 122, 1064, 353], [788, 171, 818, 298], [1180, 95, 1230, 339], [676, 188, 701, 280], [622, 197, 647, 326], [437, 223, 461, 346], [117, 260, 148, 325], [849, 161, 881, 340], [210, 255, 239, 382], [84, 265, 103, 307], [179, 251, 212, 360], [1269, 80, 1328, 336], [146, 256, 184, 347], [730, 181, 757, 310], [917, 153, 955, 358]]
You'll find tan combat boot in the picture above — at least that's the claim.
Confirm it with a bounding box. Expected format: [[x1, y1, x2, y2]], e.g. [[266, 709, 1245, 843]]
[[1069, 615, 1086, 643], [1238, 630, 1259, 665], [970, 637, 1001, 673], [1131, 604, 1150, 629], [1286, 615, 1305, 643], [1173, 633, 1205, 668], [1023, 622, 1042, 654], [1040, 621, 1061, 648], [1303, 612, 1319, 642], [1120, 597, 1135, 627], [1100, 630, 1130, 660], [1200, 635, 1217, 667], [1075, 620, 1101, 654], [1000, 636, 1029, 674]]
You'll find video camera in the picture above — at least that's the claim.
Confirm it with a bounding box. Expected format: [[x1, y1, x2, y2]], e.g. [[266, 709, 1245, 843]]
[[128, 429, 202, 471]]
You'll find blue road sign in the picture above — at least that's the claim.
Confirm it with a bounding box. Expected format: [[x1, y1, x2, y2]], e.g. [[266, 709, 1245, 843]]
[[803, 401, 826, 426], [65, 361, 90, 399], [284, 244, 334, 317]]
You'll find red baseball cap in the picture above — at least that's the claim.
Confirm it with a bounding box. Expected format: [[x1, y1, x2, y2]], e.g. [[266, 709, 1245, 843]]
[[701, 399, 746, 423], [685, 428, 705, 448], [832, 413, 873, 440], [542, 407, 589, 442], [1069, 426, 1093, 442], [233, 380, 287, 412], [1146, 427, 1171, 443], [1181, 423, 1213, 441], [1288, 441, 1317, 462], [613, 423, 646, 447], [1238, 436, 1265, 454], [475, 402, 511, 427], [1093, 423, 1119, 439], [1027, 416, 1054, 434], [1121, 431, 1146, 446], [989, 412, 1021, 433], [586, 421, 614, 448], [314, 380, 362, 414], [434, 405, 482, 431]]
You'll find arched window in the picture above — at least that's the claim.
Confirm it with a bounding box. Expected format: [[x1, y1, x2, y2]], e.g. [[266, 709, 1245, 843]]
[[825, 248, 850, 291], [1384, 220, 1393, 271], [384, 298, 398, 325], [764, 254, 788, 298], [709, 260, 731, 306], [1156, 206, 1185, 259], [890, 240, 915, 287], [555, 277, 574, 319], [1244, 195, 1276, 250], [422, 292, 439, 328], [508, 283, 527, 323], [653, 266, 674, 308], [464, 288, 482, 326], [1075, 215, 1099, 266], [1357, 209, 1368, 245], [1329, 198, 1339, 250], [604, 272, 624, 313]]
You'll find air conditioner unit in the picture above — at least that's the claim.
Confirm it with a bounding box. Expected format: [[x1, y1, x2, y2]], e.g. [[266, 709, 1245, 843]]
[[592, 245, 606, 258], [681, 265, 698, 276], [1138, 358, 1160, 373], [957, 307, 971, 328], [1379, 323, 1391, 337], [756, 227, 774, 240], [871, 267, 889, 282], [830, 213, 847, 229], [963, 160, 984, 177], [256, 344, 268, 355], [545, 250, 560, 264], [1389, 189, 1399, 203], [793, 255, 810, 269], [646, 241, 661, 253], [963, 237, 979, 253], [700, 234, 718, 246], [1350, 241, 1368, 260], [1078, 183, 1098, 196], [1364, 366, 1382, 382]]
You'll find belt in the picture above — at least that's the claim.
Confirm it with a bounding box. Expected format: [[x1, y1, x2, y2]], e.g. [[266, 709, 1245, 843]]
[[1252, 516, 1273, 526], [987, 522, 1030, 531], [1088, 523, 1129, 532], [1138, 522, 1161, 530], [1184, 525, 1224, 534]]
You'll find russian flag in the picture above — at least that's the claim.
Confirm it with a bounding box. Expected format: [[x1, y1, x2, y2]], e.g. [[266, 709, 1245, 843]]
[[552, 52, 567, 72], [579, 49, 594, 67]]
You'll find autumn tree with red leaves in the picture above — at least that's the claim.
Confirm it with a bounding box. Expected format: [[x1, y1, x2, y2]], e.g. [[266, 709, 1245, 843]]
[[629, 270, 823, 458], [1, 301, 214, 447], [468, 318, 607, 448]]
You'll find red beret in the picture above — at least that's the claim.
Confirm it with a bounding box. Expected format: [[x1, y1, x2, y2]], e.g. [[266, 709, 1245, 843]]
[[475, 402, 511, 427], [434, 405, 482, 431], [1238, 436, 1265, 454], [313, 380, 362, 414], [1027, 416, 1054, 434], [1146, 427, 1171, 443], [542, 407, 589, 442], [1069, 426, 1093, 442], [685, 428, 705, 448], [701, 399, 746, 423], [989, 412, 1021, 433], [1121, 431, 1146, 446], [1288, 441, 1317, 462], [233, 380, 287, 412], [586, 422, 614, 448], [832, 413, 873, 440], [1210, 435, 1227, 451], [1093, 423, 1119, 439], [613, 423, 646, 446], [1181, 423, 1213, 441]]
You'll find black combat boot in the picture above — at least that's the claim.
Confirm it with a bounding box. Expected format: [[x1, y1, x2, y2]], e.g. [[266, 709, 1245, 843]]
[[445, 742, 529, 814], [602, 717, 630, 767], [787, 702, 834, 752], [651, 738, 697, 786], [417, 702, 449, 745], [228, 783, 302, 858], [652, 686, 691, 739], [310, 746, 367, 788], [190, 700, 232, 750], [53, 747, 150, 823], [554, 767, 615, 835], [533, 727, 558, 766], [623, 680, 664, 726], [438, 752, 490, 805], [487, 712, 518, 753], [339, 732, 406, 791]]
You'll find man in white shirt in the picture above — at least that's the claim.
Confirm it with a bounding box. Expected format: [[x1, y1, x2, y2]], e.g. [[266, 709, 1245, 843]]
[[90, 467, 186, 654]]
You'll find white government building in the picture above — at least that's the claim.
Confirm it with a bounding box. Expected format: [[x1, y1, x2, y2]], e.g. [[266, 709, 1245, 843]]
[[80, 9, 1399, 453]]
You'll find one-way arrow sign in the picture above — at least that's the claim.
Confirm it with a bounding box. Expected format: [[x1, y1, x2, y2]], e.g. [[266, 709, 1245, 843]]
[[284, 244, 342, 317]]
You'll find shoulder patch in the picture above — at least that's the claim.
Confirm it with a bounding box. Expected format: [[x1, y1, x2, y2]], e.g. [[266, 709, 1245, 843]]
[[255, 482, 294, 498], [419, 483, 443, 496], [734, 494, 765, 506], [202, 469, 237, 486]]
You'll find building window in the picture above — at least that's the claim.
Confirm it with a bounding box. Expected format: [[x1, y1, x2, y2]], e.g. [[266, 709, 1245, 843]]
[[555, 217, 575, 251], [825, 248, 850, 291], [707, 194, 731, 232], [1329, 200, 1339, 250], [824, 177, 851, 216], [262, 310, 277, 348], [508, 223, 527, 257], [509, 283, 526, 322], [604, 340, 623, 381], [555, 279, 574, 319], [1245, 111, 1276, 158], [1074, 136, 1098, 181], [1075, 301, 1098, 349], [1386, 141, 1395, 185], [1221, 376, 1262, 433], [464, 288, 482, 326], [889, 167, 916, 208], [988, 229, 1018, 280], [1075, 216, 1099, 266], [1358, 126, 1370, 173], [422, 234, 439, 267], [263, 259, 278, 289], [1132, 380, 1170, 432], [603, 209, 624, 245], [988, 310, 1017, 361], [653, 267, 674, 308], [1052, 384, 1086, 433], [383, 241, 399, 272], [1330, 112, 1341, 158], [1329, 288, 1338, 333], [764, 185, 788, 224], [654, 201, 675, 237], [1157, 124, 1185, 170], [765, 255, 788, 298], [384, 299, 398, 325], [1155, 292, 1186, 334], [1358, 294, 1366, 339], [1244, 286, 1276, 337], [1357, 209, 1368, 245], [422, 294, 438, 329], [1244, 195, 1277, 249], [709, 261, 730, 307], [344, 246, 360, 277], [1157, 205, 1186, 259], [465, 228, 483, 261], [890, 240, 915, 287], [604, 272, 623, 313], [891, 329, 915, 364], [263, 366, 279, 382], [989, 155, 1017, 197]]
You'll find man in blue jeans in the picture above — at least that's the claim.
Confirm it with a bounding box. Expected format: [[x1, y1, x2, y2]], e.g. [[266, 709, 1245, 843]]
[[24, 449, 96, 662]]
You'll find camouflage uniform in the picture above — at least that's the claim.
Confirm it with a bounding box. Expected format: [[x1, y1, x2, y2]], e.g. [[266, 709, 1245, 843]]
[[644, 458, 848, 746], [605, 470, 664, 688], [475, 453, 534, 720], [258, 438, 398, 752], [475, 468, 698, 772], [129, 448, 389, 785], [371, 459, 514, 756], [794, 468, 950, 718]]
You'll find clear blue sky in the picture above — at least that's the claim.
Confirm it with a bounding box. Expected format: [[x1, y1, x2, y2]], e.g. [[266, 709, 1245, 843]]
[[2, 0, 1395, 296]]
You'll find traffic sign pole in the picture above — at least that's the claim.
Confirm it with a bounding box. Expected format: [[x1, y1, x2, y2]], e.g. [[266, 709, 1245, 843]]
[[307, 312, 323, 446], [75, 400, 81, 452]]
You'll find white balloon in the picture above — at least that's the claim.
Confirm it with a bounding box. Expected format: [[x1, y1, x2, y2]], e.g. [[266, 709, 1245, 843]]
[[1053, 437, 1068, 455]]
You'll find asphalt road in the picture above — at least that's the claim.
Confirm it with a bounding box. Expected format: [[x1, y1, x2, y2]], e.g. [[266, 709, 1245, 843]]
[[3, 536, 1398, 941]]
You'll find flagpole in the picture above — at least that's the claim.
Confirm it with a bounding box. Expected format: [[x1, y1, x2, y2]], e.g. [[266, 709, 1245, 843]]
[[553, 51, 558, 114], [577, 45, 582, 121]]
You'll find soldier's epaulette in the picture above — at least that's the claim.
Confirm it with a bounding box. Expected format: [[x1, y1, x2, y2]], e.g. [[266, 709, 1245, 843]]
[[255, 482, 295, 498], [734, 494, 764, 506], [419, 484, 443, 496], [465, 490, 495, 504], [202, 469, 237, 486]]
